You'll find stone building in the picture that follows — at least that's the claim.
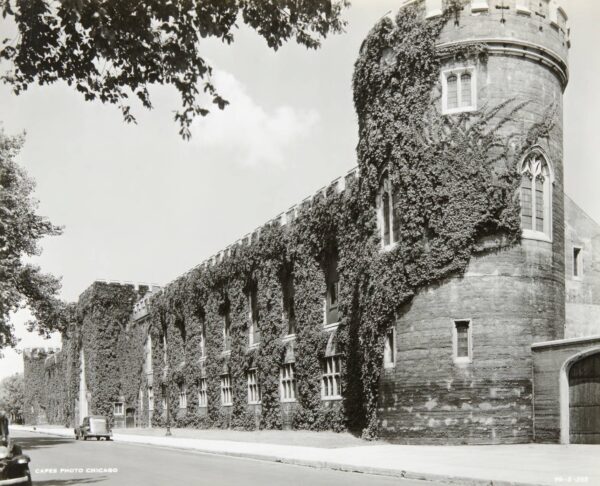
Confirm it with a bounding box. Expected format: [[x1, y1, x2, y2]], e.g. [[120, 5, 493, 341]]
[[23, 0, 600, 444]]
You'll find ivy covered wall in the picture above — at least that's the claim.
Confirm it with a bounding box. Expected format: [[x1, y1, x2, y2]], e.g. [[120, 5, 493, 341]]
[[23, 0, 569, 443]]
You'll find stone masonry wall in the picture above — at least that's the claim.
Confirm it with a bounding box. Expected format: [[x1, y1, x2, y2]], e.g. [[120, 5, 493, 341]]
[[564, 195, 600, 338]]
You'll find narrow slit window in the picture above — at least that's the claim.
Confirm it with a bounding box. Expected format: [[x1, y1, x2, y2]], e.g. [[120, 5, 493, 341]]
[[178, 384, 187, 409], [198, 379, 207, 407], [521, 174, 533, 230], [282, 267, 296, 335], [382, 191, 391, 246], [325, 256, 340, 326], [460, 73, 472, 107], [383, 328, 395, 368], [248, 284, 260, 346], [573, 247, 582, 278], [454, 320, 471, 361], [447, 74, 458, 109]]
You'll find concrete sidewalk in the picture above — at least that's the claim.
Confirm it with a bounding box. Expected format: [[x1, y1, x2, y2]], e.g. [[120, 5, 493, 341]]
[[10, 425, 599, 486]]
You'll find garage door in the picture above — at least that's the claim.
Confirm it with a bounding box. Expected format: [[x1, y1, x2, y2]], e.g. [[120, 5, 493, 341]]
[[569, 352, 600, 444]]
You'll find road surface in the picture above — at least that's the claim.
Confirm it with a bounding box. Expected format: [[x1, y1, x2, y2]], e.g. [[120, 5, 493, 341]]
[[13, 430, 438, 486]]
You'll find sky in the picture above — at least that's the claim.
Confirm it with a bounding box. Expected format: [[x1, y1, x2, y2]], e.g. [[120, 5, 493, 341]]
[[1, 0, 599, 379]]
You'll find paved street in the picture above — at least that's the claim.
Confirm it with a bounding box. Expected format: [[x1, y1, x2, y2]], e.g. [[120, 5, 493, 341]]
[[15, 430, 431, 486]]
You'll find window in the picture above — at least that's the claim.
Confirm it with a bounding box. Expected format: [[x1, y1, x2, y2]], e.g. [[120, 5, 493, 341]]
[[221, 374, 232, 406], [199, 318, 206, 358], [453, 320, 472, 363], [145, 335, 153, 374], [520, 151, 552, 240], [247, 369, 261, 404], [325, 256, 340, 326], [321, 356, 342, 399], [198, 379, 207, 407], [178, 383, 187, 409], [378, 175, 400, 249], [148, 386, 154, 411], [223, 309, 231, 352], [280, 363, 297, 402], [281, 266, 296, 335], [442, 67, 476, 114], [383, 328, 395, 368], [114, 402, 124, 415], [248, 285, 260, 346], [573, 247, 583, 278]]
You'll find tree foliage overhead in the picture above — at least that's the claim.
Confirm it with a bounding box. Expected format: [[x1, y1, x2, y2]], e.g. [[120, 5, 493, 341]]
[[0, 128, 65, 350], [0, 0, 349, 139]]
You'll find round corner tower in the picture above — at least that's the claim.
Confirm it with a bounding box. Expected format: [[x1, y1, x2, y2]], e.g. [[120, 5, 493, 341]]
[[375, 0, 569, 444]]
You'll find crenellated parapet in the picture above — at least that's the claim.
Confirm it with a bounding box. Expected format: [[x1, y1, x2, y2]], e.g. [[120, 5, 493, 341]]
[[22, 347, 61, 361], [399, 0, 569, 89]]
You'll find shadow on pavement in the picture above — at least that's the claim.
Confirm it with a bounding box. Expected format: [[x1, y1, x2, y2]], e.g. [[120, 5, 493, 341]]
[[15, 436, 74, 451], [34, 477, 107, 485]]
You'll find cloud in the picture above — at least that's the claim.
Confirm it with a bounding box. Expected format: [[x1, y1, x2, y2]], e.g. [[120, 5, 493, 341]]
[[193, 69, 319, 167]]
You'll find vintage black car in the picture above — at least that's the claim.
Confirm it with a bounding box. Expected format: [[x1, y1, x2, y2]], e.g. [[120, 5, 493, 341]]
[[74, 416, 112, 441], [0, 412, 32, 486]]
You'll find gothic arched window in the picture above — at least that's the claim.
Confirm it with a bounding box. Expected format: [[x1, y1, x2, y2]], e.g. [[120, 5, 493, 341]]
[[378, 174, 400, 249], [520, 151, 553, 240]]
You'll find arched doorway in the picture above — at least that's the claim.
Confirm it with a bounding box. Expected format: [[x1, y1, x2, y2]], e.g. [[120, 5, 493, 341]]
[[568, 351, 600, 444]]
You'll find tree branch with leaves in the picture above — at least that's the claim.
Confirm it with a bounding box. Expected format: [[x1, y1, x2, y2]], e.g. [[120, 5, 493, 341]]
[[0, 0, 349, 139]]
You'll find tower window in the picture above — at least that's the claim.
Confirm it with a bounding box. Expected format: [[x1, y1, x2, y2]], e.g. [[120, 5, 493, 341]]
[[442, 67, 477, 114], [378, 174, 400, 249], [573, 247, 582, 278], [453, 320, 472, 363], [520, 151, 553, 241]]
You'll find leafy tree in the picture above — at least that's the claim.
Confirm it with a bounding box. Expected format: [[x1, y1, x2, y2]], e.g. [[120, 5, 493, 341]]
[[0, 373, 24, 423], [0, 128, 66, 350], [0, 0, 349, 139]]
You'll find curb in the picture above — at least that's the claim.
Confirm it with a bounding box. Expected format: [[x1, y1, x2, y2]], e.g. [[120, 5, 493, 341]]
[[11, 426, 546, 486]]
